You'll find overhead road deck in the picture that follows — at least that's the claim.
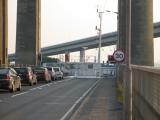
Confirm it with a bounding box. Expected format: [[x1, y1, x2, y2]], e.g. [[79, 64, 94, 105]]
[[8, 22, 160, 62]]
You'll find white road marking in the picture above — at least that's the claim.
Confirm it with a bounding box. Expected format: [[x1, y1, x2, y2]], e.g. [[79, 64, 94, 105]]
[[29, 87, 38, 91], [60, 79, 100, 120], [44, 102, 71, 105], [29, 83, 50, 91], [37, 87, 42, 90], [10, 79, 73, 98], [11, 91, 29, 98], [39, 84, 47, 88]]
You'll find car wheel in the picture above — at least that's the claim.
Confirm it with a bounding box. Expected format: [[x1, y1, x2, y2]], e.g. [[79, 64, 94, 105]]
[[29, 82, 33, 86], [17, 83, 22, 91], [51, 77, 54, 81], [10, 84, 16, 93], [35, 80, 38, 85]]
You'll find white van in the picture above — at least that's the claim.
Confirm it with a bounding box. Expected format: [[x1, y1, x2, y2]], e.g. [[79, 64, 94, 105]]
[[53, 67, 63, 80], [46, 67, 56, 81]]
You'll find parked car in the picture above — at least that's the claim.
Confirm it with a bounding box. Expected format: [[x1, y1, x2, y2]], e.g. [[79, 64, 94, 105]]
[[32, 67, 51, 83], [14, 67, 37, 86], [0, 67, 21, 92], [53, 67, 63, 80], [46, 67, 56, 81]]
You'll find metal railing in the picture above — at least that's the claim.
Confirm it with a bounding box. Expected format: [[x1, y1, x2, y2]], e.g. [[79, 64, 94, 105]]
[[101, 65, 117, 78]]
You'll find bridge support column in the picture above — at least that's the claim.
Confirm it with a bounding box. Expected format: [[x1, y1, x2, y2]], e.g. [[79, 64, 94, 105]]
[[80, 49, 85, 63], [131, 0, 154, 65], [118, 0, 127, 50], [16, 0, 41, 66], [123, 0, 154, 120], [65, 52, 70, 63], [0, 0, 8, 67], [130, 0, 154, 120]]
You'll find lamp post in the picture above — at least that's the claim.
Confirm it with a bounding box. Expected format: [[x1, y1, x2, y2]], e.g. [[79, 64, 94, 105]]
[[96, 10, 118, 63], [106, 10, 119, 48]]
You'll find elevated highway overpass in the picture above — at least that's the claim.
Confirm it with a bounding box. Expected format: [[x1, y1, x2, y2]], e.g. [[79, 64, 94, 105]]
[[9, 22, 160, 62]]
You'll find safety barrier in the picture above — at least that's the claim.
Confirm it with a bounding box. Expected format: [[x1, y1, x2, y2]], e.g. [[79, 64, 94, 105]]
[[131, 65, 160, 120], [101, 65, 116, 78]]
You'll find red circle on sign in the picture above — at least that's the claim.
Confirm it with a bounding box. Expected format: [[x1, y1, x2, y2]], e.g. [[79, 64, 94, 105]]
[[113, 49, 125, 62]]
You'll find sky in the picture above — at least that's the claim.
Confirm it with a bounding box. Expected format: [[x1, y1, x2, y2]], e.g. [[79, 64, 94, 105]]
[[8, 0, 160, 64]]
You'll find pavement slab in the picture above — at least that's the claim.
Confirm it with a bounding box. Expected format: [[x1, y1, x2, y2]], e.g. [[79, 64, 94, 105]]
[[70, 78, 122, 120]]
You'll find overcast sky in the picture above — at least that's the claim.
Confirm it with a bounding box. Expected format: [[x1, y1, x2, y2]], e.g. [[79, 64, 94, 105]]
[[8, 0, 160, 63]]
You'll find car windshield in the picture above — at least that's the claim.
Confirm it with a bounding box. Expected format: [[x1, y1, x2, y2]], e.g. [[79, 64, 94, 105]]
[[53, 68, 59, 72], [47, 68, 52, 71], [0, 68, 9, 74], [33, 68, 45, 72], [14, 68, 27, 74]]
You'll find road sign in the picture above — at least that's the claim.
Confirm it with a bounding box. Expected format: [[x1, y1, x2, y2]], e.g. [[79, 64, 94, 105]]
[[113, 49, 125, 62]]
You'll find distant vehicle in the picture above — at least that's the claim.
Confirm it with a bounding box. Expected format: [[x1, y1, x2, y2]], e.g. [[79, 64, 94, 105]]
[[14, 67, 37, 86], [32, 67, 51, 83], [53, 67, 63, 80], [46, 67, 56, 81], [0, 67, 21, 92]]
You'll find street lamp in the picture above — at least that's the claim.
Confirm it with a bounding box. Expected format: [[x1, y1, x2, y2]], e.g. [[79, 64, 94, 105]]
[[106, 10, 119, 48], [96, 9, 118, 64]]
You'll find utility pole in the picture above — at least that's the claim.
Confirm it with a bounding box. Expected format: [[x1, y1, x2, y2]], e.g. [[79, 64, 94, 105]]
[[96, 9, 103, 64], [106, 10, 118, 48], [96, 8, 103, 79]]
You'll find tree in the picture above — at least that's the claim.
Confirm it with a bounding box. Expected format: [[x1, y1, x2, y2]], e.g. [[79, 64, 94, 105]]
[[42, 56, 60, 63]]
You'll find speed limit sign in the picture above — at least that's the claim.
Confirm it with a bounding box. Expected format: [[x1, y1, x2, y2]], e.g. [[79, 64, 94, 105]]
[[113, 49, 125, 62]]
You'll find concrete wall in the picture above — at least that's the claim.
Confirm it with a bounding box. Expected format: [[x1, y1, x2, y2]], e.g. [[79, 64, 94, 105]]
[[132, 65, 160, 120]]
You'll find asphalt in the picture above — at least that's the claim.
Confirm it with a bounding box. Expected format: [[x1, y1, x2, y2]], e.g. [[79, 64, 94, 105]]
[[0, 78, 98, 120], [70, 78, 122, 120]]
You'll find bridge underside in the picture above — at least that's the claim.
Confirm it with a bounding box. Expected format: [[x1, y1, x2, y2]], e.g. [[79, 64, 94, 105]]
[[8, 23, 160, 62]]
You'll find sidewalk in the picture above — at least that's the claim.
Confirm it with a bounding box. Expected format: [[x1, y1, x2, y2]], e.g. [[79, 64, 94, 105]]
[[70, 78, 122, 120]]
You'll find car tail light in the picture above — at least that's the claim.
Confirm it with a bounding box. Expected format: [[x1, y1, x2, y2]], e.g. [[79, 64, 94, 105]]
[[4, 75, 11, 80], [44, 72, 46, 77], [26, 73, 29, 78]]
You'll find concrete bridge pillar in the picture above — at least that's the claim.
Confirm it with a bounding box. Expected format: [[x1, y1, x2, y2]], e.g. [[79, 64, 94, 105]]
[[65, 52, 70, 63], [130, 0, 154, 120], [16, 0, 41, 66], [131, 0, 154, 65], [80, 49, 85, 63], [0, 0, 8, 66], [119, 0, 154, 65], [118, 0, 127, 50], [123, 0, 154, 120]]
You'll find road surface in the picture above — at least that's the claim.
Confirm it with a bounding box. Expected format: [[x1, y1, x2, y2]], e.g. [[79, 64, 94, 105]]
[[0, 78, 98, 120]]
